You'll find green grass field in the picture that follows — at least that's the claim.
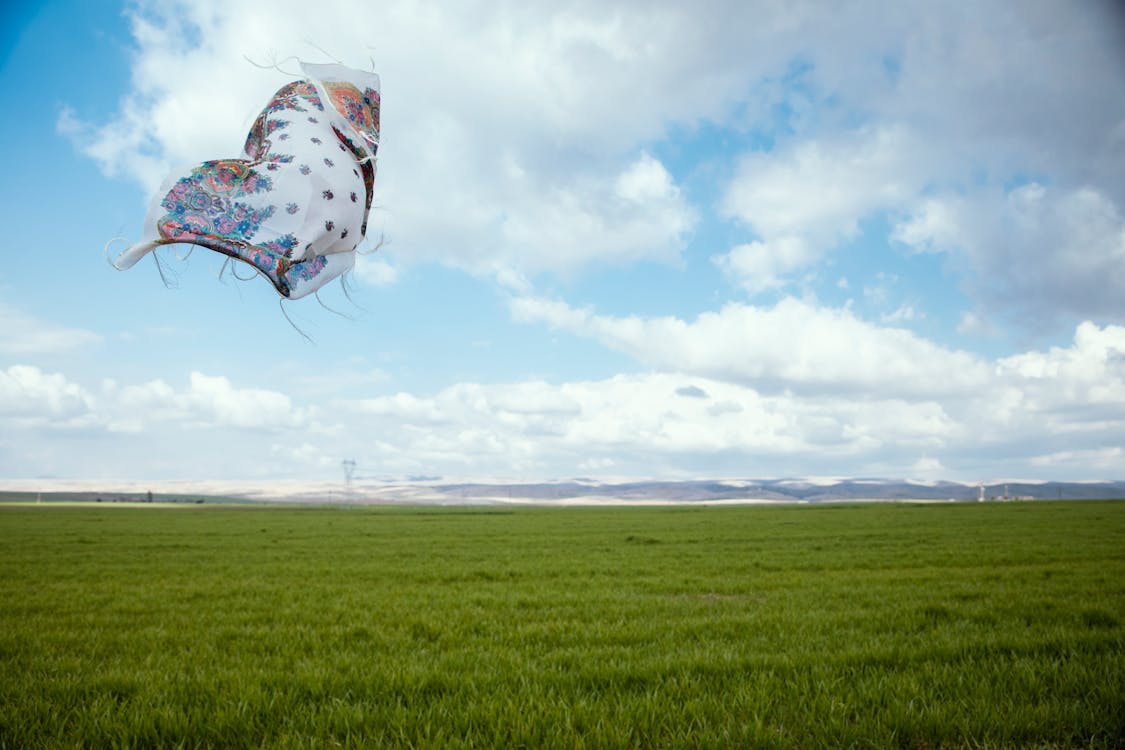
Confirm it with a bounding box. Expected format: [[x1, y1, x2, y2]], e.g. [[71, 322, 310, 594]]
[[1, 501, 1123, 748]]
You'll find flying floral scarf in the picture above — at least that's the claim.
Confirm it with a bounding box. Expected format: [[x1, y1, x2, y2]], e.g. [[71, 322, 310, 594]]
[[113, 63, 380, 300]]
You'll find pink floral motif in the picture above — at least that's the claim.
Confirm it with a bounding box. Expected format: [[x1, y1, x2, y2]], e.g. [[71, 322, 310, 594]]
[[263, 81, 323, 114], [263, 234, 299, 258], [285, 254, 328, 284], [158, 161, 275, 245], [243, 246, 280, 276]]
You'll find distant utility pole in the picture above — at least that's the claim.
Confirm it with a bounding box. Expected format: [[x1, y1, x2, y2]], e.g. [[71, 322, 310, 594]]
[[341, 460, 356, 488]]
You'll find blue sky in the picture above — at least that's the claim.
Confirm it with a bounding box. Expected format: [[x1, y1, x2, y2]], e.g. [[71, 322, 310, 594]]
[[2, 0, 1125, 483]]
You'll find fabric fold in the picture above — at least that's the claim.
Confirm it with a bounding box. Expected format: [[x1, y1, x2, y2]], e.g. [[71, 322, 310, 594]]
[[116, 64, 380, 299]]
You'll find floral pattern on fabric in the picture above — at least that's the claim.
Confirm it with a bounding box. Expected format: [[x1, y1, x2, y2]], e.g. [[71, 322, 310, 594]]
[[334, 130, 376, 234], [364, 88, 380, 134], [263, 81, 324, 115], [261, 234, 298, 256], [286, 254, 329, 284], [246, 114, 297, 162], [118, 63, 377, 300], [323, 81, 380, 152], [157, 160, 274, 243]]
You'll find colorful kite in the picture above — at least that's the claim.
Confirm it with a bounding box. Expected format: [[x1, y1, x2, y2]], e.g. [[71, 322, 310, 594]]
[[112, 62, 380, 300]]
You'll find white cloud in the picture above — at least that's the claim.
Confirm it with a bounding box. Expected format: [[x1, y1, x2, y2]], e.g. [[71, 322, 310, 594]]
[[503, 295, 1125, 476], [66, 2, 1125, 310], [955, 311, 994, 337], [353, 256, 399, 287], [0, 302, 102, 355], [614, 151, 678, 204], [894, 183, 1125, 326], [320, 326, 1124, 477], [1030, 447, 1124, 473], [3, 314, 1125, 479], [713, 124, 947, 293], [706, 3, 1125, 301], [37, 1, 1125, 481], [723, 126, 919, 241], [877, 2, 1125, 198], [65, 0, 714, 283], [511, 294, 989, 398], [993, 322, 1125, 432], [881, 305, 917, 324], [118, 372, 306, 430], [185, 372, 305, 429], [489, 151, 696, 276], [714, 237, 817, 293], [0, 365, 94, 422], [911, 456, 946, 478], [336, 372, 963, 477]]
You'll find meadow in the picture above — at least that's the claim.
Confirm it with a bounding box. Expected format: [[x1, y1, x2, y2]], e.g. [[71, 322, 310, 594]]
[[1, 500, 1122, 748]]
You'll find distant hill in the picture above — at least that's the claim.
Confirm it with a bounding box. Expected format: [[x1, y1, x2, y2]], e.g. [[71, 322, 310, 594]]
[[5, 478, 1124, 505], [430, 478, 1125, 504]]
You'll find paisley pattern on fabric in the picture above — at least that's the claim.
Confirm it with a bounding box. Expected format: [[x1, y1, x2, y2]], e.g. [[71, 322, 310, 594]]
[[323, 81, 380, 152], [263, 81, 324, 115], [115, 64, 380, 300], [157, 160, 274, 244]]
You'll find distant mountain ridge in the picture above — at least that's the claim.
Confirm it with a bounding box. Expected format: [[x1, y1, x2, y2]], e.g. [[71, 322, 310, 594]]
[[5, 477, 1125, 505], [431, 478, 1125, 503]]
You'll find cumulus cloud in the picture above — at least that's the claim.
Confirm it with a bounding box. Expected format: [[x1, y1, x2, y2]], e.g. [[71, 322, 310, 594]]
[[499, 295, 1125, 475], [38, 1, 1125, 481], [877, 2, 1125, 198], [722, 126, 920, 240], [340, 372, 962, 477], [118, 372, 306, 430], [0, 365, 95, 423], [715, 237, 819, 294], [894, 184, 1125, 327], [993, 322, 1125, 431], [510, 294, 989, 398], [63, 0, 714, 282], [707, 3, 1125, 299], [489, 151, 697, 275], [312, 320, 1124, 477], [0, 366, 320, 478], [64, 2, 1125, 308], [2, 316, 1124, 478]]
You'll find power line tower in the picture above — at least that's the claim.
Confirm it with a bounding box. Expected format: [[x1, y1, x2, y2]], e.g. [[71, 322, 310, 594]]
[[341, 460, 356, 490]]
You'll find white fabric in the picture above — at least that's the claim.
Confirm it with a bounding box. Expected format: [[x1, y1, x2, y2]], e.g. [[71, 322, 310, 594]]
[[115, 64, 380, 300]]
